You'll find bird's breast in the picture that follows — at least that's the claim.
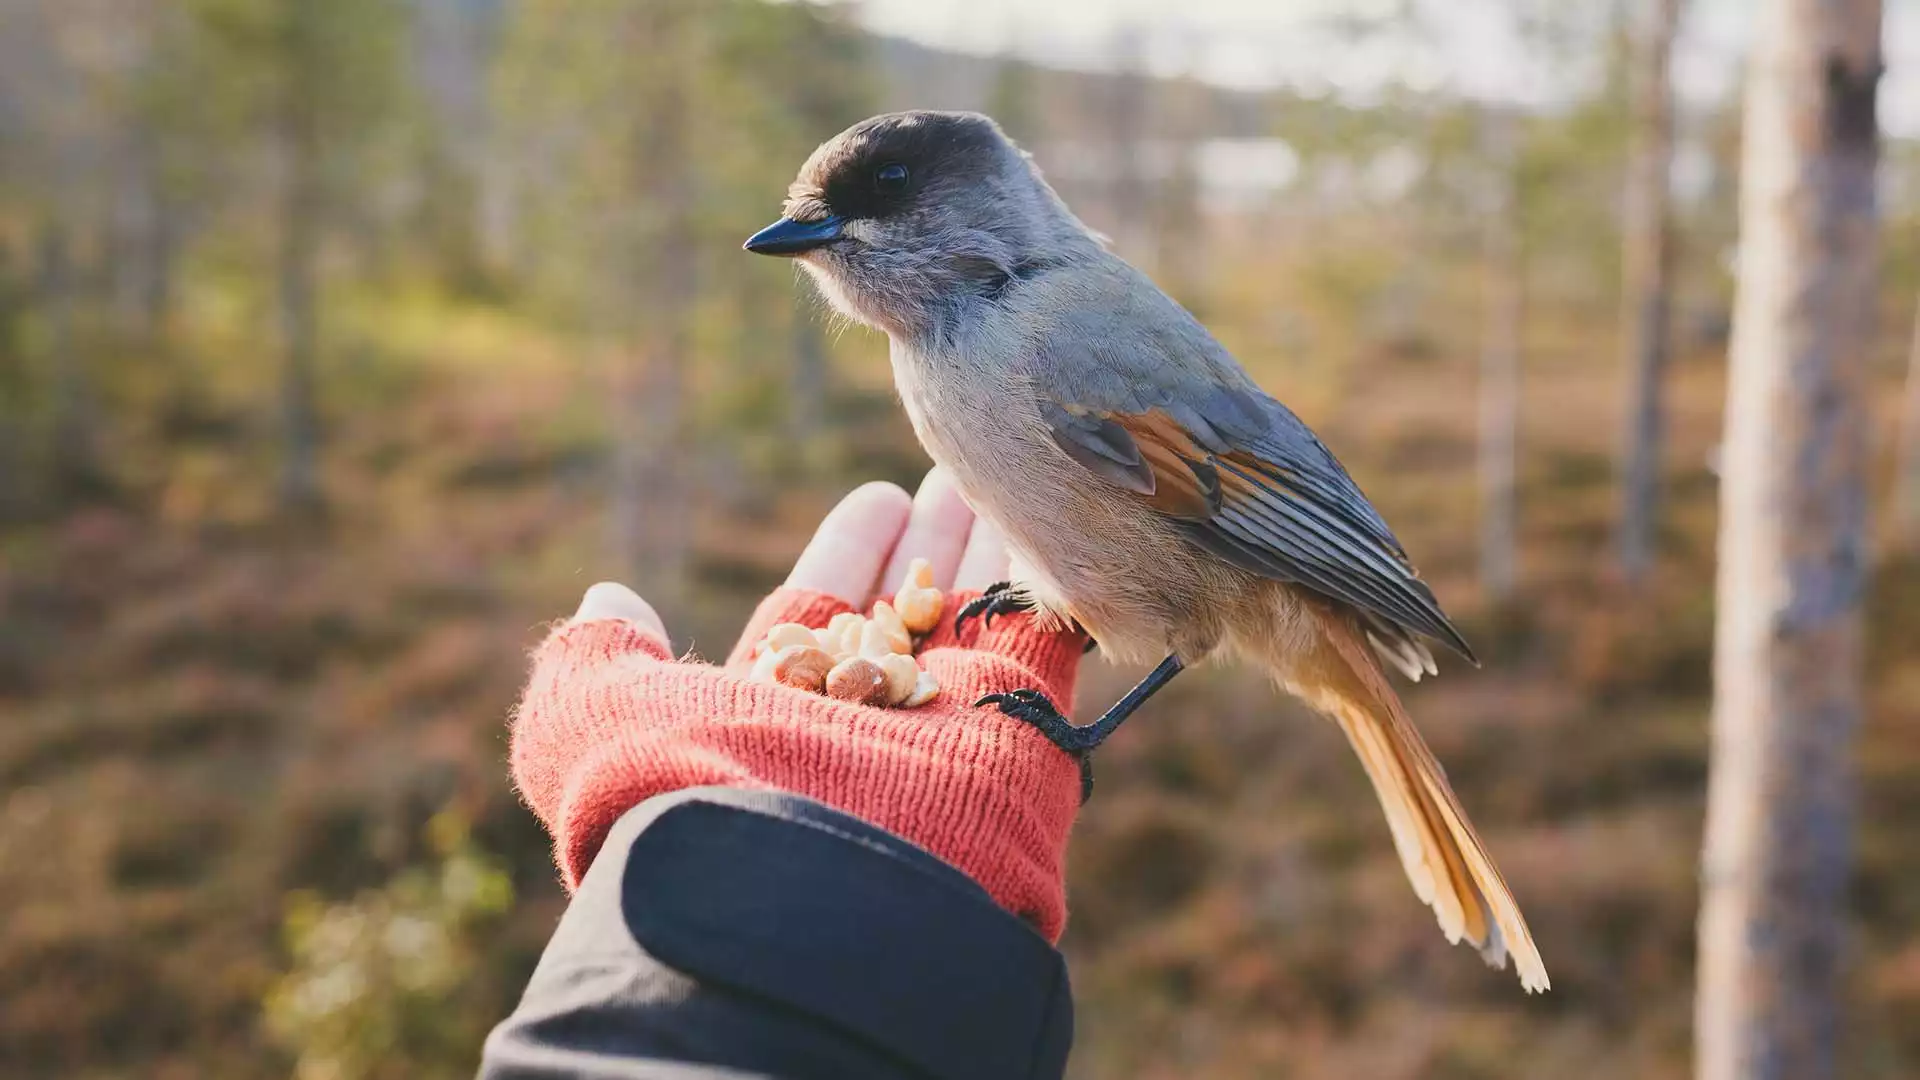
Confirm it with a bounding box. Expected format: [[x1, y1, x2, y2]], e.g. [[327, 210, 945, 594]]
[[887, 338, 1040, 481], [886, 337, 1221, 662]]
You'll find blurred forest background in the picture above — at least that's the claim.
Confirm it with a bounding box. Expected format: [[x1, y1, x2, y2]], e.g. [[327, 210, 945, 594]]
[[0, 0, 1916, 1077]]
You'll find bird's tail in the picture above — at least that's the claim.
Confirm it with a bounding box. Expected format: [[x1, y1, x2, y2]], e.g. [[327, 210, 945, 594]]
[[1276, 613, 1549, 992]]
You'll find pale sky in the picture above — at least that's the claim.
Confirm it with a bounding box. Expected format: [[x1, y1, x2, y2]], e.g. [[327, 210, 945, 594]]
[[849, 0, 1920, 137]]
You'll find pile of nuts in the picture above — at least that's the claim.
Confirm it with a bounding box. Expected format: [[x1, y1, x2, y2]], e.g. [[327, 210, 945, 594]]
[[748, 558, 947, 708]]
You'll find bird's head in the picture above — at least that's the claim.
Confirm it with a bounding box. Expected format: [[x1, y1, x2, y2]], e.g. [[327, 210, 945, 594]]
[[744, 110, 1089, 340]]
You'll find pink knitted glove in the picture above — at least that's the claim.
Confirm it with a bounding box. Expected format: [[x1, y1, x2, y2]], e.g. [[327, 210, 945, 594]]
[[510, 475, 1089, 940]]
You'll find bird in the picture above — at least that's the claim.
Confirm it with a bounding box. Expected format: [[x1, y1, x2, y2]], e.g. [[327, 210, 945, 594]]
[[744, 110, 1548, 992]]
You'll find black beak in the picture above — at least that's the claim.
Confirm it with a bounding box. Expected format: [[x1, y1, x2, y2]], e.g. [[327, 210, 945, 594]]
[[743, 215, 844, 256]]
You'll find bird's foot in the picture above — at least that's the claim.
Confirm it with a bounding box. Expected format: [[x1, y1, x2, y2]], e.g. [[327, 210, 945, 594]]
[[955, 581, 1032, 636], [975, 688, 1099, 803], [956, 581, 1099, 654]]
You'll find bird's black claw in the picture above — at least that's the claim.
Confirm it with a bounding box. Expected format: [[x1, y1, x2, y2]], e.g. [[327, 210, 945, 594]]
[[957, 584, 1096, 656], [975, 688, 1098, 804], [973, 689, 1088, 745], [955, 581, 1033, 637]]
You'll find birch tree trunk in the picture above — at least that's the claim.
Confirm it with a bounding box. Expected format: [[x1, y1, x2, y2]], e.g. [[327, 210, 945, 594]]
[[0, 243, 22, 516], [788, 301, 828, 446], [41, 222, 96, 496], [1894, 296, 1920, 541], [1097, 27, 1151, 258], [140, 147, 177, 338], [609, 0, 694, 616], [1479, 111, 1522, 603], [276, 5, 324, 515], [1696, 1, 1880, 1076], [1615, 0, 1683, 583], [111, 130, 168, 336]]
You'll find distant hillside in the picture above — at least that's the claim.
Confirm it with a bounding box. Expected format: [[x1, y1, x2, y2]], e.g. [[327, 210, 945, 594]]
[[409, 1, 1281, 159], [868, 31, 1276, 134]]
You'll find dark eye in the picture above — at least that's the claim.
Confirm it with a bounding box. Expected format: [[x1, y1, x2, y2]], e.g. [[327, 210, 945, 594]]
[[874, 163, 910, 193]]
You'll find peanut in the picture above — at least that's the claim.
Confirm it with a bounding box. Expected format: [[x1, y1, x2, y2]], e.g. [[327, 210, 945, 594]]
[[894, 586, 943, 634], [742, 559, 950, 708], [764, 622, 819, 654], [825, 611, 863, 640], [904, 557, 935, 591], [832, 615, 867, 660], [747, 646, 781, 684], [876, 653, 920, 705], [868, 600, 913, 653], [856, 620, 898, 659], [825, 656, 891, 706], [900, 669, 941, 708], [770, 645, 834, 693]]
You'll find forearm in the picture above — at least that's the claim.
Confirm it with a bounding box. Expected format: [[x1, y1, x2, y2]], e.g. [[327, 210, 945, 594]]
[[480, 787, 1074, 1080]]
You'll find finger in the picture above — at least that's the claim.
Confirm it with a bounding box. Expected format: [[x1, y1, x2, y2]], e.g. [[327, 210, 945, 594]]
[[785, 481, 914, 604], [881, 468, 975, 593], [726, 587, 856, 669], [954, 514, 1012, 591], [572, 581, 668, 642]]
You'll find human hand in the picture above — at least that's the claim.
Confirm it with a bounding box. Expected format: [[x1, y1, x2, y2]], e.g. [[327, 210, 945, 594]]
[[511, 470, 1088, 940], [565, 466, 1021, 645]]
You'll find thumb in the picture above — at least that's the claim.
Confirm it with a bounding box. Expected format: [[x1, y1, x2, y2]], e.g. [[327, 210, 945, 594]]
[[572, 582, 669, 644]]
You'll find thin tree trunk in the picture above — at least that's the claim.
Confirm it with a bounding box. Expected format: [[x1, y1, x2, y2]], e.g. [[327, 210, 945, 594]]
[[985, 54, 1041, 147], [789, 301, 828, 445], [1696, 1, 1880, 1077], [1894, 296, 1920, 540], [1154, 139, 1205, 313], [0, 241, 21, 516], [277, 11, 324, 515], [41, 222, 96, 496], [1151, 77, 1207, 312], [623, 243, 692, 612], [610, 2, 693, 615], [1100, 27, 1151, 258], [1615, 0, 1683, 583], [1479, 112, 1522, 603], [113, 133, 159, 333], [144, 184, 176, 338]]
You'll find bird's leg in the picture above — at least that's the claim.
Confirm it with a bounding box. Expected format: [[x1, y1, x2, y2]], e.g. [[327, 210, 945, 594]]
[[976, 655, 1186, 802], [977, 655, 1186, 752], [957, 581, 1098, 653]]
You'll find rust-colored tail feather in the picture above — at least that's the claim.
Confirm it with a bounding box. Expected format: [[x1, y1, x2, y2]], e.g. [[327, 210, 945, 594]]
[[1290, 616, 1550, 992]]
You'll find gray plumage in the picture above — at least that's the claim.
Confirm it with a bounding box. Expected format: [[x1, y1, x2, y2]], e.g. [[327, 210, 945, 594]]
[[749, 110, 1547, 991]]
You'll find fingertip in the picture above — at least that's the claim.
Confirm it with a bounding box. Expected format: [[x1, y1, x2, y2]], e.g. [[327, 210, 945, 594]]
[[572, 581, 668, 641], [955, 515, 1012, 591], [786, 479, 916, 604], [841, 479, 914, 520], [883, 468, 976, 591]]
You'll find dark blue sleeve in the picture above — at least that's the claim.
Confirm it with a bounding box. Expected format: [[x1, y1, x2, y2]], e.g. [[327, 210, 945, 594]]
[[478, 786, 1075, 1080]]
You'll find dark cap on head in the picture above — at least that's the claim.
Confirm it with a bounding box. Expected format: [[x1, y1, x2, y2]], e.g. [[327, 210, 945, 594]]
[[794, 112, 1005, 220], [745, 111, 1009, 255]]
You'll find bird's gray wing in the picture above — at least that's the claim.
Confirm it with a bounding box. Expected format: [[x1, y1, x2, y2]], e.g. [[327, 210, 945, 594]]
[[1034, 341, 1475, 667]]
